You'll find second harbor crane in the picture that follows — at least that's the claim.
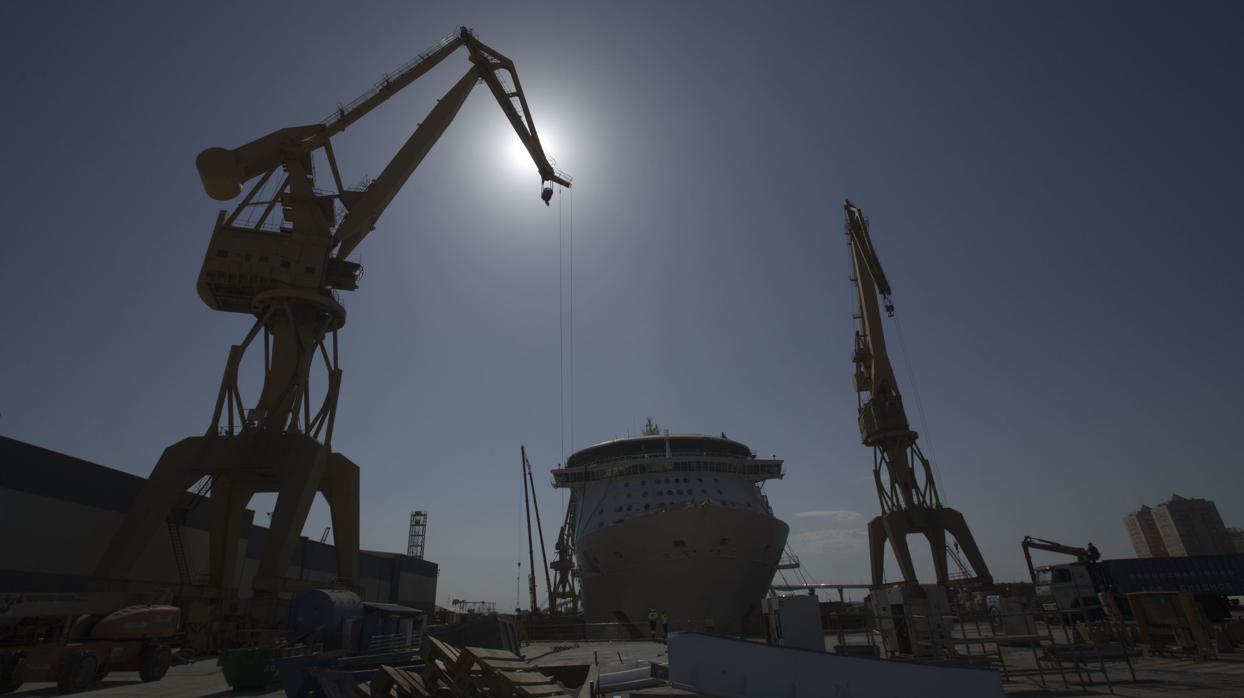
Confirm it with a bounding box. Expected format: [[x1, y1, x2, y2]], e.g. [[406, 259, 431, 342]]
[[844, 200, 991, 588]]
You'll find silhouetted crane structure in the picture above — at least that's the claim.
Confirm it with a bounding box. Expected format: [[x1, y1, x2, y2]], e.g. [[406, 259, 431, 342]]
[[844, 200, 991, 588], [93, 27, 568, 596]]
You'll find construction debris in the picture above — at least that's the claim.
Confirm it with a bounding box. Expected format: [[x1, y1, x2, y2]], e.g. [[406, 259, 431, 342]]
[[358, 636, 578, 698]]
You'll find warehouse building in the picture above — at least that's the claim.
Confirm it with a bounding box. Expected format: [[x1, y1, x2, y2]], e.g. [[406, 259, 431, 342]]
[[0, 436, 437, 612]]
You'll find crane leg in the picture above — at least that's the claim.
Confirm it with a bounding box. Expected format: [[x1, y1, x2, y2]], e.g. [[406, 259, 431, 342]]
[[91, 438, 207, 589], [923, 525, 949, 584], [207, 474, 255, 590], [252, 436, 330, 591], [937, 507, 992, 585], [322, 452, 361, 589], [870, 513, 920, 586]]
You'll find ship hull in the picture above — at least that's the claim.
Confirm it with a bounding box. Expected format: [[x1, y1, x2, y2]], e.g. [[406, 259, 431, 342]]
[[575, 503, 789, 631]]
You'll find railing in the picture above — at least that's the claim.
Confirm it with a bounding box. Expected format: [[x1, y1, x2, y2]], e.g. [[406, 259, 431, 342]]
[[319, 28, 471, 127], [553, 457, 783, 486], [364, 632, 420, 654]]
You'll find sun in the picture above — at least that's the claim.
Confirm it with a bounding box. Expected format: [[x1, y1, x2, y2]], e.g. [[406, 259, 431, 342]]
[[504, 128, 559, 174]]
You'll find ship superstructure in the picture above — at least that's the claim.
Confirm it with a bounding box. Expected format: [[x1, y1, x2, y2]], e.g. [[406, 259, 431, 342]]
[[552, 428, 788, 630]]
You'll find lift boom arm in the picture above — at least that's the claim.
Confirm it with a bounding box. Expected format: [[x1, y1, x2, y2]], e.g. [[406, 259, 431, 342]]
[[1021, 536, 1091, 583]]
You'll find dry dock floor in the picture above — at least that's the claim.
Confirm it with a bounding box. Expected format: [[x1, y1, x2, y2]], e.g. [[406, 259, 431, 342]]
[[8, 630, 1244, 696]]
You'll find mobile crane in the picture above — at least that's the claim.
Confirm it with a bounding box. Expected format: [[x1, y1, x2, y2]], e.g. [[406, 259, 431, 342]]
[[93, 27, 569, 596], [1021, 536, 1098, 583], [843, 200, 991, 588]]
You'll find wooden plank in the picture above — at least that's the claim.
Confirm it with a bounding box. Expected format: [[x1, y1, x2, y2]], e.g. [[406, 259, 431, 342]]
[[496, 670, 555, 685], [516, 686, 570, 697], [386, 666, 428, 697], [464, 646, 522, 660], [473, 658, 531, 671]]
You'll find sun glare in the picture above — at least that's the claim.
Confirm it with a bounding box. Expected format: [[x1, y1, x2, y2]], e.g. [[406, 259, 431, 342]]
[[504, 129, 559, 175]]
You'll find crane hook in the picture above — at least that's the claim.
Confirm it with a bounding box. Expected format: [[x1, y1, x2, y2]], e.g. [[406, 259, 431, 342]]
[[542, 181, 554, 206]]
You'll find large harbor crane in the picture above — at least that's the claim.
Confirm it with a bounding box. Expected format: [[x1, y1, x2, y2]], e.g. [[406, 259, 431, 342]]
[[93, 27, 569, 595], [843, 200, 991, 588]]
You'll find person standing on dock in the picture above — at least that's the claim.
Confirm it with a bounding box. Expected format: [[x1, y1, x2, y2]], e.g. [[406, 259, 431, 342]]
[[648, 609, 658, 639], [660, 610, 669, 638]]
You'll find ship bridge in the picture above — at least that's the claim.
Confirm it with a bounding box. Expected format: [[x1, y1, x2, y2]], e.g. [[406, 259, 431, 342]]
[[553, 434, 783, 487]]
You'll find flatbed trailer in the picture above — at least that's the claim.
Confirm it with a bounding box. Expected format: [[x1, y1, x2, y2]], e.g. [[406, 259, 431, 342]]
[[1036, 554, 1244, 621]]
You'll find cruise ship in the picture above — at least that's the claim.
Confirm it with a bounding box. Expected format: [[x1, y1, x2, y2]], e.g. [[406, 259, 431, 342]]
[[552, 426, 789, 631]]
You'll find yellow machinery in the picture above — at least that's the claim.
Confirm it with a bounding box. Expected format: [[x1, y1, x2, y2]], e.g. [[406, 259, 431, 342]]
[[843, 200, 990, 588], [93, 27, 569, 596]]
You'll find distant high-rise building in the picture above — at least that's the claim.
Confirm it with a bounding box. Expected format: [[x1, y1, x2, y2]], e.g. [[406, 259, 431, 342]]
[[1146, 494, 1233, 557], [1124, 505, 1168, 558], [1228, 528, 1244, 555]]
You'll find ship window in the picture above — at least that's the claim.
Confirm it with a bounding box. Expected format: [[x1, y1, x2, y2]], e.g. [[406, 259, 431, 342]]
[[720, 538, 730, 545], [259, 255, 269, 262], [304, 266, 315, 274], [641, 480, 646, 485], [698, 478, 703, 482], [673, 540, 687, 547], [280, 259, 291, 269]]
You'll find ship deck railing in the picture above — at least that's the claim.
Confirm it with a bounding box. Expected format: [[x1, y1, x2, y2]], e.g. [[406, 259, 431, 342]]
[[553, 456, 783, 486]]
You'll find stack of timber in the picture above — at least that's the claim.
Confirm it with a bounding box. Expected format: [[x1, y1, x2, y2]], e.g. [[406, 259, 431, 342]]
[[357, 636, 575, 698]]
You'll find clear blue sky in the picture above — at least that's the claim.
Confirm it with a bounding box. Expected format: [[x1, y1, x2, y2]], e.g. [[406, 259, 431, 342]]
[[2, 1, 1241, 607]]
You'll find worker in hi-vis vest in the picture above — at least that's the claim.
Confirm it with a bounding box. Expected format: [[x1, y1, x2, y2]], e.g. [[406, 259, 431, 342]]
[[660, 610, 669, 638], [647, 609, 658, 639]]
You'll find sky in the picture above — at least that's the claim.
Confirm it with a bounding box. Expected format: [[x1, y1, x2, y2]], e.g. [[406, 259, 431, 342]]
[[1, 1, 1242, 609]]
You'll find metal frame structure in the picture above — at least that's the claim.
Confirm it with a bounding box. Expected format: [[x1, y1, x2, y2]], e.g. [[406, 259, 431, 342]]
[[408, 511, 428, 560]]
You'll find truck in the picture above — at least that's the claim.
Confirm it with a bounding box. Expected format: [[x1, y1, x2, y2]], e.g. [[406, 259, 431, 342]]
[[1035, 554, 1244, 622]]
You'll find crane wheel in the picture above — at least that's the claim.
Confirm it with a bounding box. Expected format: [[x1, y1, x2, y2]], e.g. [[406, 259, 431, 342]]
[[56, 651, 98, 693], [139, 644, 172, 682]]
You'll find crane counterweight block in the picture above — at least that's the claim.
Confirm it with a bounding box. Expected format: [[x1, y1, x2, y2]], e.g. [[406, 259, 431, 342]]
[[195, 125, 323, 200]]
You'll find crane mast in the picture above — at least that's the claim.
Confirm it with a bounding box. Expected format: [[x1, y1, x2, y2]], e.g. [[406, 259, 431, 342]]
[[844, 200, 991, 588], [93, 27, 569, 597]]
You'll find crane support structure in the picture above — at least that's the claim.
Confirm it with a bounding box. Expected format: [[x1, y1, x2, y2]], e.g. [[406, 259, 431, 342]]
[[549, 495, 580, 615], [843, 200, 991, 588], [92, 27, 569, 597]]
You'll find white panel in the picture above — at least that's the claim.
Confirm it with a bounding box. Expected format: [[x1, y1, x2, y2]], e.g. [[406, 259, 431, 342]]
[[669, 632, 1003, 698]]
